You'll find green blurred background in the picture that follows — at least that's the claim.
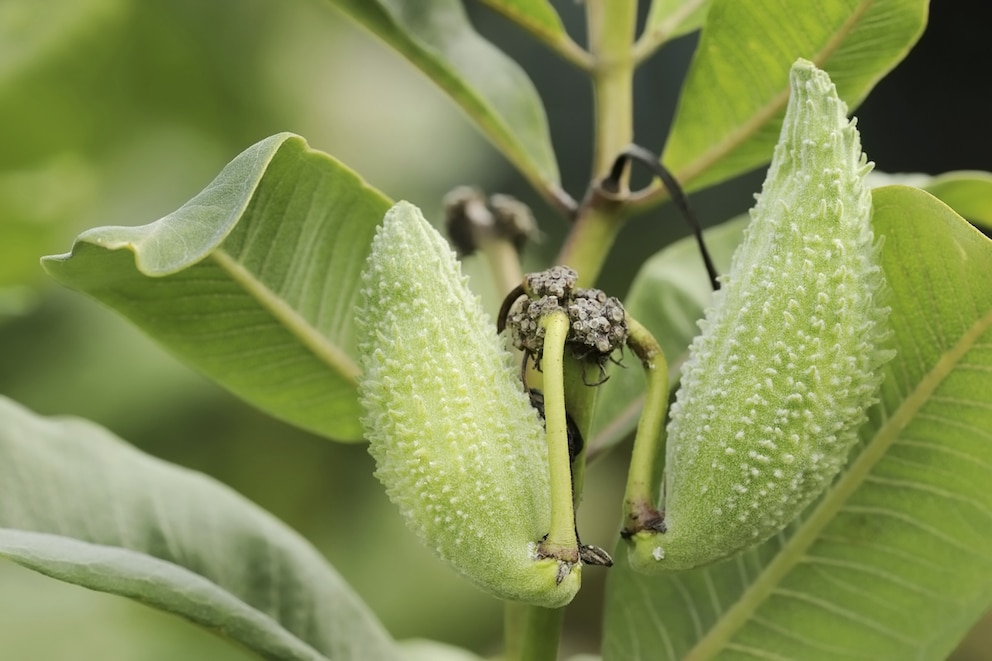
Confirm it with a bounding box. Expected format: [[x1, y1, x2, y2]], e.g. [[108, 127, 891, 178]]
[[1, 0, 989, 658]]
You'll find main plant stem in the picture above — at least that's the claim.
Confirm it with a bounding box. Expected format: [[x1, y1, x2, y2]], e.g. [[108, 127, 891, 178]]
[[504, 601, 566, 661], [507, 6, 639, 659], [556, 0, 638, 287]]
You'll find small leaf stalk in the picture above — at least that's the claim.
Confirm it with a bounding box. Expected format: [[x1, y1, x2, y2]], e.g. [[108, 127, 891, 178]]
[[620, 315, 670, 537], [536, 310, 580, 564]]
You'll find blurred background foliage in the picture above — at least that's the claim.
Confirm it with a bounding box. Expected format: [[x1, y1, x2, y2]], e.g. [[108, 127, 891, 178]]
[[0, 0, 990, 658]]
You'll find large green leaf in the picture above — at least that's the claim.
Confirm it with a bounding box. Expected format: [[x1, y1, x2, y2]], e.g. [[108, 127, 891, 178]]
[[42, 133, 391, 442], [661, 0, 927, 193], [601, 186, 992, 659], [0, 395, 398, 660], [328, 0, 563, 203]]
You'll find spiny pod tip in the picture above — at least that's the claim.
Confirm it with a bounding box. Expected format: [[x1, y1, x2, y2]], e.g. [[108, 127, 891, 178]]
[[628, 59, 894, 573]]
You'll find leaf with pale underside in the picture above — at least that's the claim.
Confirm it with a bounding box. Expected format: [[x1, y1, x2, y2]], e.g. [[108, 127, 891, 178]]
[[0, 395, 398, 660], [328, 0, 564, 205], [662, 0, 927, 193], [43, 133, 391, 442], [601, 186, 992, 660]]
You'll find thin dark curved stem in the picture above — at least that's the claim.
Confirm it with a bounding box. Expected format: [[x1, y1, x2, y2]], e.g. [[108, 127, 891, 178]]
[[604, 145, 721, 291]]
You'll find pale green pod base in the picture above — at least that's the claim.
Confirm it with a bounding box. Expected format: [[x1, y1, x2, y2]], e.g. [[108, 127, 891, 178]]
[[631, 60, 894, 573], [358, 201, 579, 608]]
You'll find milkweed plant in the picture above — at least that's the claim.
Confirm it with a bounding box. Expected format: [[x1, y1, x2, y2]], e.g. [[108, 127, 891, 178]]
[[4, 2, 992, 660]]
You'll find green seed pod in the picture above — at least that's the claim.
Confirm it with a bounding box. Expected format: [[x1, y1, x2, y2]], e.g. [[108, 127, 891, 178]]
[[628, 59, 894, 572], [357, 201, 579, 607]]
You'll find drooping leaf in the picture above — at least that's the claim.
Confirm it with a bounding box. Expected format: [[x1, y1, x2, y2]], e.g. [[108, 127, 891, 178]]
[[0, 395, 398, 661], [590, 217, 745, 454], [42, 133, 391, 442], [662, 0, 927, 193], [327, 0, 564, 204], [602, 186, 992, 659]]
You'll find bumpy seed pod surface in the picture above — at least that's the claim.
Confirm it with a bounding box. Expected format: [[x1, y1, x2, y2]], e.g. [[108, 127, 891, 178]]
[[357, 201, 579, 607], [631, 59, 894, 572]]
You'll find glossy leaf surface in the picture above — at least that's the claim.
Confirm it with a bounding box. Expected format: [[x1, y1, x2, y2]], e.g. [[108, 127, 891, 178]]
[[43, 133, 391, 442], [662, 0, 927, 192]]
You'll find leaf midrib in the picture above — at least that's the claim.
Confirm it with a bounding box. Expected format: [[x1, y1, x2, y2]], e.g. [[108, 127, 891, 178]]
[[0, 529, 330, 661], [684, 303, 992, 659], [210, 249, 361, 384], [674, 0, 871, 188]]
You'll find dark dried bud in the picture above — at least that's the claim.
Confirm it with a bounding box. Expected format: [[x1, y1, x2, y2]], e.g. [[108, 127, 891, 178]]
[[505, 266, 628, 378], [568, 288, 628, 357], [443, 186, 539, 256], [443, 186, 489, 257], [490, 194, 539, 252]]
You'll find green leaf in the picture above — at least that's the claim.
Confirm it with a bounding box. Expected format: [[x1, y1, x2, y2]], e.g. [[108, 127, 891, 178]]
[[474, 0, 589, 66], [662, 0, 927, 193], [328, 0, 564, 204], [602, 186, 992, 659], [42, 133, 391, 442], [635, 0, 711, 60], [921, 171, 992, 229], [0, 396, 398, 661], [869, 171, 992, 229], [590, 217, 746, 454]]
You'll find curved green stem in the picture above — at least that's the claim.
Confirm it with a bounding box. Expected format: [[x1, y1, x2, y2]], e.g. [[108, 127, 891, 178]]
[[561, 353, 597, 502], [621, 315, 670, 534], [538, 310, 579, 560]]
